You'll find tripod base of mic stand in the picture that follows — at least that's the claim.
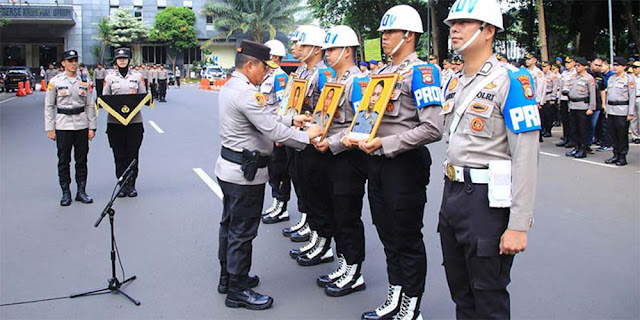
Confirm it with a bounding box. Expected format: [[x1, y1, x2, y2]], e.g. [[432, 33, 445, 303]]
[[70, 275, 140, 306]]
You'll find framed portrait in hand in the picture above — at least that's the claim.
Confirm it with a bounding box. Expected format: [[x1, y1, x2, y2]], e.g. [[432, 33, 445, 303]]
[[279, 78, 308, 117], [277, 73, 297, 115], [347, 74, 399, 143], [308, 83, 345, 142]]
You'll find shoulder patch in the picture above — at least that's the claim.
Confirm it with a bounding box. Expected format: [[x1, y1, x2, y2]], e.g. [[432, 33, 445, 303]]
[[47, 81, 54, 91], [351, 76, 370, 113], [412, 63, 442, 109], [318, 67, 336, 93], [254, 93, 266, 107], [503, 69, 541, 134]]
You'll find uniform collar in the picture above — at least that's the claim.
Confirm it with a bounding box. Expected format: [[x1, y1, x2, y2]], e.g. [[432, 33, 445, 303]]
[[389, 52, 418, 73], [64, 73, 80, 83], [472, 54, 500, 76], [232, 71, 251, 84]]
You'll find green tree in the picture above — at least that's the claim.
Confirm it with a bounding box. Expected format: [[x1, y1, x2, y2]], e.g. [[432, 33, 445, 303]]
[[109, 8, 148, 48], [92, 17, 113, 64], [0, 18, 10, 29], [149, 7, 198, 71], [200, 0, 307, 45]]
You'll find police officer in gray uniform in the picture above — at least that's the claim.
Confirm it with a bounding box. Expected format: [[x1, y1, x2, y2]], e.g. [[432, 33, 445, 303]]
[[557, 56, 577, 147], [45, 63, 58, 85], [344, 6, 443, 320], [45, 50, 97, 206], [103, 47, 146, 197], [566, 57, 596, 158], [604, 57, 636, 166], [149, 65, 158, 100], [157, 65, 168, 102], [93, 64, 106, 97], [139, 64, 149, 92], [441, 1, 540, 318], [215, 39, 322, 310]]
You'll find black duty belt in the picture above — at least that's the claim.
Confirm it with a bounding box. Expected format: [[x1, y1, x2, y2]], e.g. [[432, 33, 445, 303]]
[[607, 101, 629, 105], [221, 147, 270, 168], [569, 97, 589, 103], [562, 91, 569, 95], [57, 107, 85, 115]]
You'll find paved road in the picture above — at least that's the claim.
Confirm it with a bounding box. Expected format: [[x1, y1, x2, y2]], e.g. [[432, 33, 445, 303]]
[[1, 86, 638, 319]]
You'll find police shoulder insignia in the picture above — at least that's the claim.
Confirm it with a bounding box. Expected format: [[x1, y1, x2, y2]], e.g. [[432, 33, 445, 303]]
[[517, 75, 535, 100], [447, 77, 458, 92], [47, 82, 54, 91], [254, 93, 266, 107], [631, 81, 635, 88]]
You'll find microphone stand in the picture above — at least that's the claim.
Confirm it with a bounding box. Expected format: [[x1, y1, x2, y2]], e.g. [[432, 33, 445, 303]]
[[70, 159, 140, 306]]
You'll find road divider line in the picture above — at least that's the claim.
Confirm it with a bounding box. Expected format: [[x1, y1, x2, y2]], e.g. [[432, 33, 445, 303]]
[[540, 152, 560, 157], [573, 158, 619, 168], [193, 168, 223, 200], [148, 120, 164, 133], [0, 97, 18, 104]]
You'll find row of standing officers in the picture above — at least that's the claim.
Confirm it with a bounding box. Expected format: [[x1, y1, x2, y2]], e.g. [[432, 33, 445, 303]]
[[215, 0, 537, 319]]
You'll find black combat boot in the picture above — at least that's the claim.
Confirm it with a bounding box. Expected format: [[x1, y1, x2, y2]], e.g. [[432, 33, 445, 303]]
[[392, 293, 423, 320], [117, 181, 128, 198], [317, 254, 346, 287], [290, 223, 311, 242], [297, 236, 334, 266], [75, 181, 93, 204], [324, 262, 366, 297], [60, 183, 72, 206], [615, 154, 627, 166], [290, 230, 318, 259], [361, 284, 403, 320], [225, 275, 273, 310], [127, 181, 138, 197], [604, 152, 619, 164], [573, 147, 586, 158], [217, 264, 260, 294], [283, 212, 307, 237]]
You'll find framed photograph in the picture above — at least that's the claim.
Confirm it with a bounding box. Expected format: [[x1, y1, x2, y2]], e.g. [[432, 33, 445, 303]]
[[279, 78, 308, 117], [347, 74, 399, 143], [277, 73, 297, 115], [308, 83, 345, 142]]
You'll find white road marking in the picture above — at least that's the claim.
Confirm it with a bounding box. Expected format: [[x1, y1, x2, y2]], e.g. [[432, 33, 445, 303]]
[[573, 158, 619, 168], [193, 168, 223, 200], [540, 151, 560, 157], [148, 120, 164, 133], [0, 97, 18, 104]]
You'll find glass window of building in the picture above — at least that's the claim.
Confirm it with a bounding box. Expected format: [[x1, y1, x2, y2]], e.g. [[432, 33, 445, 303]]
[[183, 47, 202, 65], [183, 0, 193, 7], [206, 15, 214, 31], [157, 0, 167, 7], [109, 5, 119, 18], [134, 6, 143, 20], [133, 0, 143, 6], [110, 0, 119, 6]]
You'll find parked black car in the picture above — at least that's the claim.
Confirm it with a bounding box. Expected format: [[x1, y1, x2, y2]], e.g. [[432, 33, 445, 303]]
[[4, 67, 36, 92]]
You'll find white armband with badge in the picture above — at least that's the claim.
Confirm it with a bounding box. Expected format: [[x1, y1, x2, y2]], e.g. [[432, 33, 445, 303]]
[[488, 160, 512, 208]]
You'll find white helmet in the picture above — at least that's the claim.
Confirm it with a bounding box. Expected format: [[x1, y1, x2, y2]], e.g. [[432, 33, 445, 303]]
[[378, 5, 423, 33], [265, 39, 287, 57], [290, 26, 303, 42], [444, 0, 504, 32], [322, 25, 359, 50], [296, 25, 326, 47]]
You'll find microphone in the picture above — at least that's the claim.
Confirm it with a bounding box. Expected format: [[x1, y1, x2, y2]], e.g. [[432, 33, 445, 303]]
[[118, 159, 137, 183]]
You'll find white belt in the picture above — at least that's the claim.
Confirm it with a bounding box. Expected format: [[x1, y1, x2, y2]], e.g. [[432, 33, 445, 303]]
[[444, 163, 490, 184]]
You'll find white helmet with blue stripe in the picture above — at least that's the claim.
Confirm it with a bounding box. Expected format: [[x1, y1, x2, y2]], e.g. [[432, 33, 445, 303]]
[[444, 0, 504, 32], [322, 25, 359, 50], [378, 5, 424, 33]]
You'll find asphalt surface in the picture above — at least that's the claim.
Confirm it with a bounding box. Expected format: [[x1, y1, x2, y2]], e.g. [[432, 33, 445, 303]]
[[1, 85, 638, 319]]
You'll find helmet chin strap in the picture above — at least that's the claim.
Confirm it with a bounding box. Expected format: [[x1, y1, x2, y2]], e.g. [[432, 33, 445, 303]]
[[454, 23, 486, 54], [301, 46, 316, 63], [329, 47, 347, 68], [389, 31, 409, 60]]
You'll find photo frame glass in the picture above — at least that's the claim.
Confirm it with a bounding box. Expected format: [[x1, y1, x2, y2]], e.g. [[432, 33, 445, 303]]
[[308, 83, 346, 141], [280, 78, 308, 117], [347, 74, 399, 142]]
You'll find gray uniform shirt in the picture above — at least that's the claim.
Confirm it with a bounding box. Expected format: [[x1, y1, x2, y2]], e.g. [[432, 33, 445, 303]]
[[44, 73, 96, 131], [214, 71, 309, 186], [260, 66, 287, 114], [325, 65, 365, 155], [568, 72, 596, 111], [376, 52, 443, 158], [149, 69, 158, 83], [94, 68, 106, 80], [560, 68, 576, 101], [103, 70, 146, 124], [606, 73, 636, 116], [528, 66, 545, 105], [300, 60, 330, 115], [45, 68, 58, 83], [157, 70, 168, 80], [542, 71, 559, 103], [139, 68, 148, 79], [441, 54, 539, 231]]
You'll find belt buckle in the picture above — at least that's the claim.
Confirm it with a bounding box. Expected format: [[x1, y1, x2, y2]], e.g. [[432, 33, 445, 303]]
[[446, 163, 456, 182]]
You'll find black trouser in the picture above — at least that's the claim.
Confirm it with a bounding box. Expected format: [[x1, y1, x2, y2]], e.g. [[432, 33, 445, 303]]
[[268, 145, 291, 202], [607, 115, 630, 155], [176, 76, 181, 88], [217, 179, 264, 277], [559, 99, 571, 142], [158, 79, 167, 100], [540, 102, 556, 134], [329, 150, 367, 264], [569, 109, 590, 150], [438, 171, 514, 320], [151, 81, 158, 99], [95, 79, 104, 97], [367, 147, 431, 296], [303, 146, 335, 239], [287, 146, 309, 214], [106, 123, 144, 184], [596, 111, 611, 146], [56, 129, 89, 185]]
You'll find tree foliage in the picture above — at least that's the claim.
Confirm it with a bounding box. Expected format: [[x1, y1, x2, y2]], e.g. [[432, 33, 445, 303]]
[[200, 0, 307, 44], [92, 17, 112, 64], [150, 7, 198, 69], [109, 8, 149, 48]]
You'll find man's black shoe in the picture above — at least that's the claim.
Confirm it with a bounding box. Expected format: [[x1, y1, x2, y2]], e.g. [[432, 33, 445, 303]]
[[555, 141, 566, 147], [605, 153, 619, 164], [573, 150, 586, 158], [225, 288, 273, 310], [127, 186, 138, 197], [565, 149, 577, 157], [615, 155, 628, 166], [75, 182, 93, 204], [60, 183, 72, 206], [564, 142, 576, 148]]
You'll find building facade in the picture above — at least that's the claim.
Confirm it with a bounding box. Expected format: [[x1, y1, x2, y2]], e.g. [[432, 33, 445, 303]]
[[0, 0, 250, 70]]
